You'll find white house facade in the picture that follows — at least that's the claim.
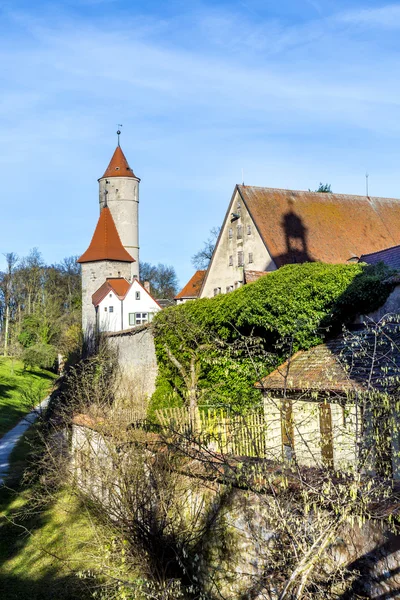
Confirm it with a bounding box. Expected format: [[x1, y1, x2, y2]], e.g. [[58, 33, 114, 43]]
[[94, 278, 161, 333]]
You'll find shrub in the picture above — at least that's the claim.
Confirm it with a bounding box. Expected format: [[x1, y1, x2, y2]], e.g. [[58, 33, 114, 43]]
[[151, 262, 394, 413], [22, 343, 58, 371]]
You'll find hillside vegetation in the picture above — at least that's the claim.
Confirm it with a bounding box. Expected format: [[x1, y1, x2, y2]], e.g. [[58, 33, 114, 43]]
[[0, 357, 56, 437], [150, 262, 393, 413]]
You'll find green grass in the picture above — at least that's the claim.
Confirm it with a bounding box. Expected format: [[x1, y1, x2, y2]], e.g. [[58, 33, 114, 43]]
[[0, 357, 57, 438], [0, 428, 99, 600]]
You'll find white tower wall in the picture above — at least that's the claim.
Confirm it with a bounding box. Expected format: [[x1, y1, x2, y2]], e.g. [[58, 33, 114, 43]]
[[81, 260, 131, 333], [99, 176, 140, 280]]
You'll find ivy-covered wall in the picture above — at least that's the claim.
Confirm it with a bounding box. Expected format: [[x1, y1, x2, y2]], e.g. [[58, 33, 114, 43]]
[[149, 262, 393, 415]]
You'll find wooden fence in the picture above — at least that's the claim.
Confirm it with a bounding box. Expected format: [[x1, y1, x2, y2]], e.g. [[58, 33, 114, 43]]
[[155, 399, 360, 471]]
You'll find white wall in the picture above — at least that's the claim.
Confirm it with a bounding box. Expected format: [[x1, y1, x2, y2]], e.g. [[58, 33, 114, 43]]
[[201, 188, 276, 298], [122, 280, 161, 330], [97, 289, 123, 333]]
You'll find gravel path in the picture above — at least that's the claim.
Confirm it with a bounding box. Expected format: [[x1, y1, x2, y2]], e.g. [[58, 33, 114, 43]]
[[0, 396, 50, 485]]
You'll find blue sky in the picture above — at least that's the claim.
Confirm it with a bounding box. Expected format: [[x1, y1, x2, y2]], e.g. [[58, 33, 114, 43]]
[[1, 0, 400, 287]]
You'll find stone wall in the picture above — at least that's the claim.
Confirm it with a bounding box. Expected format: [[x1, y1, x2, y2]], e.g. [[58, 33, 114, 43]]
[[81, 260, 131, 332], [106, 324, 158, 409], [70, 420, 400, 599]]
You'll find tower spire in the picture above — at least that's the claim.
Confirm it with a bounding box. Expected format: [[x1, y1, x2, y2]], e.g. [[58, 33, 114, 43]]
[[117, 124, 122, 147]]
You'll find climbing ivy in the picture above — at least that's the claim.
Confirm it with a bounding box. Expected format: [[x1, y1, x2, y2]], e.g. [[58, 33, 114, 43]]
[[150, 262, 394, 415]]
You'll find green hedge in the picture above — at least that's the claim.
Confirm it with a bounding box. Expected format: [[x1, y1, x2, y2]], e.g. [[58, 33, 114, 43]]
[[149, 262, 393, 415]]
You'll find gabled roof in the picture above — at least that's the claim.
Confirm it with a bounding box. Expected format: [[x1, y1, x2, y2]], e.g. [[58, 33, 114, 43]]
[[360, 245, 400, 270], [100, 145, 138, 180], [92, 277, 163, 309], [256, 326, 400, 396], [175, 270, 206, 300], [78, 206, 134, 264], [238, 186, 400, 267], [92, 277, 130, 306]]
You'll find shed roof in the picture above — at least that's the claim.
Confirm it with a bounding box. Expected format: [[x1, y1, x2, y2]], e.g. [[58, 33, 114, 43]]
[[256, 326, 400, 396], [100, 145, 138, 180], [360, 245, 400, 270], [238, 186, 400, 267], [78, 207, 134, 264], [175, 270, 206, 300]]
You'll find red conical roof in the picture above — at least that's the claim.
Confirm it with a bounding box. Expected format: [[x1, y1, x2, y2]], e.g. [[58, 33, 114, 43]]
[[78, 206, 134, 264], [100, 146, 138, 179]]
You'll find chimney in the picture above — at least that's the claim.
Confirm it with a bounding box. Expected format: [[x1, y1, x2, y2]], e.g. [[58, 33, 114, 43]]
[[144, 280, 151, 294]]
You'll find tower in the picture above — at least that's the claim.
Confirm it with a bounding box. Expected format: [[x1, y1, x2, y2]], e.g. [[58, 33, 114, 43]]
[[98, 136, 140, 280], [78, 206, 134, 333]]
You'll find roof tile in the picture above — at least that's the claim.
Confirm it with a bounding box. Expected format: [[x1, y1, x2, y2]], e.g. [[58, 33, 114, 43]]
[[100, 146, 138, 179], [78, 207, 134, 264], [175, 270, 206, 299], [239, 186, 400, 267]]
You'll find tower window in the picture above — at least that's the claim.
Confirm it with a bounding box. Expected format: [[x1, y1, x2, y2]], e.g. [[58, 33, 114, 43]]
[[228, 228, 233, 239], [237, 225, 243, 239], [229, 255, 233, 266], [238, 251, 244, 266], [247, 225, 251, 235], [248, 252, 253, 263], [135, 291, 140, 300]]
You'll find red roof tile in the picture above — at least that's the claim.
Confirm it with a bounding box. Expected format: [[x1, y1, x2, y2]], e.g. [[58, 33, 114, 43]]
[[100, 146, 137, 179], [78, 207, 134, 264], [244, 270, 270, 284], [175, 270, 206, 300], [92, 277, 130, 306], [238, 186, 400, 267]]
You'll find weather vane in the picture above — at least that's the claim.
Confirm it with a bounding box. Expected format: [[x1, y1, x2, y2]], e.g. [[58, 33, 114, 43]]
[[117, 124, 123, 146]]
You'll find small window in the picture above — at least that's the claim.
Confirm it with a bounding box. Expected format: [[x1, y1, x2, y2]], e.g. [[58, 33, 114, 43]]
[[237, 201, 241, 211], [248, 252, 253, 264], [238, 251, 244, 266], [135, 291, 140, 300], [109, 293, 112, 298], [228, 228, 233, 239], [213, 287, 221, 296], [109, 306, 114, 313], [226, 285, 233, 293], [135, 312, 148, 325], [247, 225, 251, 235], [237, 225, 243, 239], [229, 255, 233, 266], [104, 307, 107, 312], [129, 313, 135, 326]]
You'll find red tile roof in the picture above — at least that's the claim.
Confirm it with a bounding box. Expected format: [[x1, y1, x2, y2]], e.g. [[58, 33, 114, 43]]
[[175, 270, 206, 300], [238, 186, 400, 267], [92, 277, 130, 306], [244, 270, 270, 284], [78, 207, 134, 264], [100, 146, 138, 179]]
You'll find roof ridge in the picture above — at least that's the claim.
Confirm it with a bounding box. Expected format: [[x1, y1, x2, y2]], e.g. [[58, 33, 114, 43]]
[[238, 184, 400, 203]]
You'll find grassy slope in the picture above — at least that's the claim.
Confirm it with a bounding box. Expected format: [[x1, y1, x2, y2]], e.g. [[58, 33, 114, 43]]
[[0, 357, 57, 438], [0, 428, 99, 600]]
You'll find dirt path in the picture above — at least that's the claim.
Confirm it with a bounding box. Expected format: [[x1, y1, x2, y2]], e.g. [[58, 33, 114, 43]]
[[0, 396, 49, 484]]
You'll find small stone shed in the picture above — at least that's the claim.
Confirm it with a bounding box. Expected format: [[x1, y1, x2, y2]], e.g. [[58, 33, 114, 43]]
[[256, 325, 400, 475]]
